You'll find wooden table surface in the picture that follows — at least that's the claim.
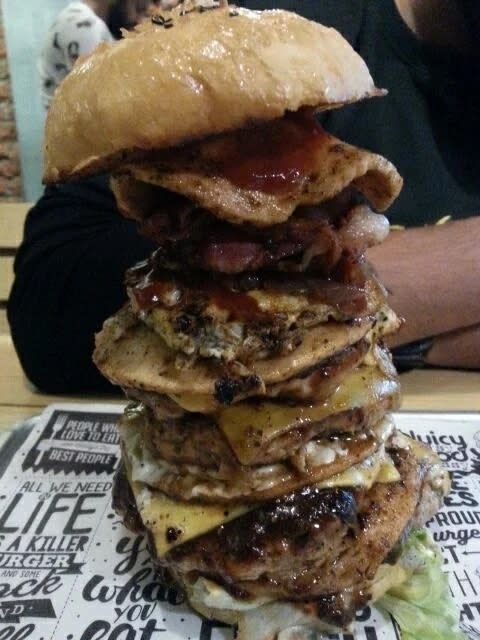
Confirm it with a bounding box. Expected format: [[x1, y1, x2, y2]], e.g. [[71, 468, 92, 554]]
[[0, 335, 123, 430], [0, 334, 479, 432]]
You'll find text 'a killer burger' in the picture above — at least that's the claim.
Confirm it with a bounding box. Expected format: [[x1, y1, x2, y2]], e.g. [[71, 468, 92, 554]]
[[44, 4, 458, 639]]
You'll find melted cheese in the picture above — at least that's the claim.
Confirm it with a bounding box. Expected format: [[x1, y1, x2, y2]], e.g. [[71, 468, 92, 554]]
[[248, 290, 311, 314], [167, 339, 397, 416], [169, 391, 218, 413], [315, 445, 399, 490], [217, 365, 399, 465]]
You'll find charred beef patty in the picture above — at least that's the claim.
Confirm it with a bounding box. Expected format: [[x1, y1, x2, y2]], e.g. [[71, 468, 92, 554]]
[[120, 419, 390, 503], [163, 446, 437, 599], [113, 442, 445, 627]]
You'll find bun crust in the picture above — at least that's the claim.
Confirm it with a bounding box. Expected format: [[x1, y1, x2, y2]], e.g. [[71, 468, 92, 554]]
[[43, 7, 382, 182]]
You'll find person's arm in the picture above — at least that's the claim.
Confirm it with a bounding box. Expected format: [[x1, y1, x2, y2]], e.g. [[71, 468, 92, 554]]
[[366, 216, 480, 368], [7, 176, 155, 394], [425, 324, 480, 368]]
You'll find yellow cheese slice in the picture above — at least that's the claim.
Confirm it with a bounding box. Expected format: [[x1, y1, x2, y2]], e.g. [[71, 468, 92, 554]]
[[217, 365, 399, 464], [129, 471, 252, 558], [169, 391, 218, 414]]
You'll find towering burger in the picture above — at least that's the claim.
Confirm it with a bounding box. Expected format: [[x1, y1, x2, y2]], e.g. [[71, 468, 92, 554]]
[[44, 4, 453, 638]]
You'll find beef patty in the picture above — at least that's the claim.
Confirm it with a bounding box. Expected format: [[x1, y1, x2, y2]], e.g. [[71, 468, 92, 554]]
[[113, 438, 447, 627], [164, 444, 442, 601]]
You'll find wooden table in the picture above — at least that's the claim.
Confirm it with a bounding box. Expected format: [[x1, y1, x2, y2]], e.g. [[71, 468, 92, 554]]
[[0, 334, 479, 432], [0, 335, 123, 430]]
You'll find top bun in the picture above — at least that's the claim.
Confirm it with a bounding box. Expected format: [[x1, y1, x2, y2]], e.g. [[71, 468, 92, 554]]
[[43, 5, 383, 183]]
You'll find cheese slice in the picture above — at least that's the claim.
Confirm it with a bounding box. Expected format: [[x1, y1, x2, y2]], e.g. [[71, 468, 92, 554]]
[[127, 467, 252, 558], [121, 411, 252, 557], [217, 365, 399, 465]]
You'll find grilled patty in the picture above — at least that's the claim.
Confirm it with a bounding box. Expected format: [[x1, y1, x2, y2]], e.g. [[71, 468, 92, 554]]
[[113, 439, 447, 627], [94, 305, 395, 402], [119, 360, 400, 502], [121, 422, 387, 503], [124, 338, 377, 414], [164, 444, 441, 601], [111, 111, 402, 231]]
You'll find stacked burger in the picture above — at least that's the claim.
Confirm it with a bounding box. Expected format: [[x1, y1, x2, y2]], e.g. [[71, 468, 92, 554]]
[[43, 5, 451, 637]]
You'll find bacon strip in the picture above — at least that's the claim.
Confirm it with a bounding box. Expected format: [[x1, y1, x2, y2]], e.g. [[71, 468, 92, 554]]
[[137, 208, 354, 275]]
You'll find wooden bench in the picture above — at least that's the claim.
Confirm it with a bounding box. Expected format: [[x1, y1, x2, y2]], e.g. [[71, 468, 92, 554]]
[[0, 202, 32, 333]]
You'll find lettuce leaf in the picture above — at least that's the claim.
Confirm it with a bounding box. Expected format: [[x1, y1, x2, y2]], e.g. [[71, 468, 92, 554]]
[[377, 529, 465, 640]]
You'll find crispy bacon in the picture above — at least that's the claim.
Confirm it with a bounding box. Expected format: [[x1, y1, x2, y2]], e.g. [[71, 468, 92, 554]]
[[138, 199, 199, 243], [133, 187, 388, 275], [140, 212, 343, 274], [199, 238, 267, 274]]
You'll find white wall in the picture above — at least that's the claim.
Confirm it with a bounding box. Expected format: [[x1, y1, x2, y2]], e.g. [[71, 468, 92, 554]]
[[1, 0, 69, 201]]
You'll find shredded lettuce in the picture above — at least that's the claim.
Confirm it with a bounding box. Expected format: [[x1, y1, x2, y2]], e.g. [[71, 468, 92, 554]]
[[377, 529, 465, 640]]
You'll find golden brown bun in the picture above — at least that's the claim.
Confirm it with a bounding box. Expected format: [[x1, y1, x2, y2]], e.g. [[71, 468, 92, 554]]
[[43, 6, 383, 183]]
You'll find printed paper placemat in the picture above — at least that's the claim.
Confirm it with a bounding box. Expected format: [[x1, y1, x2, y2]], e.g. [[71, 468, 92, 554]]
[[0, 404, 478, 640]]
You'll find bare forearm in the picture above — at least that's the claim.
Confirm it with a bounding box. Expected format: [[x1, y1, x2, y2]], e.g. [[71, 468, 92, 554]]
[[425, 324, 480, 369], [366, 217, 480, 348]]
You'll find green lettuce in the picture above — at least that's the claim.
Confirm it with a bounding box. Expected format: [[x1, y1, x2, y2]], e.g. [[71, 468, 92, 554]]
[[377, 529, 465, 639]]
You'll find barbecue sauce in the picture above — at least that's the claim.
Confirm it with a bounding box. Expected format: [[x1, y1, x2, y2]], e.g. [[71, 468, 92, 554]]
[[131, 257, 367, 321], [217, 109, 327, 194], [132, 279, 264, 322]]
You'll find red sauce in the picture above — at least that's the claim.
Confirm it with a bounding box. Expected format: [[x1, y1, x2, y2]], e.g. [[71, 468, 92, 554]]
[[132, 270, 367, 320], [133, 281, 172, 311], [216, 110, 327, 195], [132, 279, 264, 322], [208, 287, 263, 322]]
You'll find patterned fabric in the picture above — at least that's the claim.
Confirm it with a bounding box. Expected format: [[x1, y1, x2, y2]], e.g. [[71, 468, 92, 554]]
[[38, 2, 114, 109]]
